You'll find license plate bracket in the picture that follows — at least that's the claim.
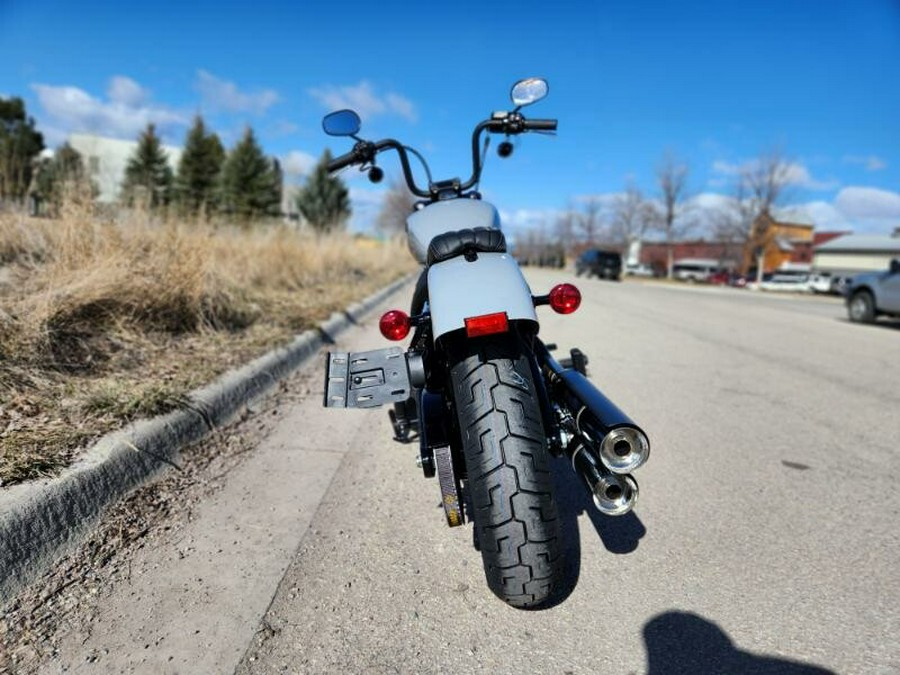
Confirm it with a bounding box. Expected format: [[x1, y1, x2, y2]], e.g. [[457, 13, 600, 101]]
[[324, 347, 412, 408]]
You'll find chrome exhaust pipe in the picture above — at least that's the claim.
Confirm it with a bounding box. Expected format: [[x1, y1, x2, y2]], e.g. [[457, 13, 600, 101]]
[[535, 341, 650, 474], [571, 442, 639, 516], [596, 425, 650, 475]]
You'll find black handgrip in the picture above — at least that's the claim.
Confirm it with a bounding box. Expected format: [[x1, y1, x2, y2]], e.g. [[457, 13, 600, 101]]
[[525, 118, 557, 131], [327, 150, 358, 172]]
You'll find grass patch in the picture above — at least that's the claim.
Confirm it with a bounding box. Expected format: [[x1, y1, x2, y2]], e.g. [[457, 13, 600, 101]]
[[0, 206, 415, 486]]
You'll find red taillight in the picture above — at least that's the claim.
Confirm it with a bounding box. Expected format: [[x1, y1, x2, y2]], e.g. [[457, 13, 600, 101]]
[[465, 312, 509, 338], [379, 310, 410, 340], [548, 283, 581, 314]]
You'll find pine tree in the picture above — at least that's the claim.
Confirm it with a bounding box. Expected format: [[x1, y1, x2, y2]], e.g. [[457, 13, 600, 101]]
[[269, 158, 284, 217], [295, 150, 351, 233], [0, 96, 45, 203], [175, 116, 225, 217], [121, 124, 173, 208], [33, 143, 94, 215], [218, 127, 282, 222]]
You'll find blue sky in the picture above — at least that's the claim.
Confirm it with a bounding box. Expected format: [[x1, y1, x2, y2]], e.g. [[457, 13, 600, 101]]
[[2, 0, 899, 235]]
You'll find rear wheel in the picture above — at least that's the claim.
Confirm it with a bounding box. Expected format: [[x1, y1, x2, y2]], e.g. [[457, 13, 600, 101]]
[[450, 338, 562, 609], [848, 290, 876, 323]]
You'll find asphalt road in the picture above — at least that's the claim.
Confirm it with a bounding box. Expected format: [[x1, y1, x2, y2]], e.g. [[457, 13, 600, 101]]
[[36, 269, 900, 674]]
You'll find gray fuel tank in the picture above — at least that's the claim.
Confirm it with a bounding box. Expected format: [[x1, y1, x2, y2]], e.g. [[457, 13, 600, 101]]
[[406, 199, 500, 264]]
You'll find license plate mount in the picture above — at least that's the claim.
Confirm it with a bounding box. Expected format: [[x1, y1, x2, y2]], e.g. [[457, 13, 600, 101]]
[[324, 347, 412, 408]]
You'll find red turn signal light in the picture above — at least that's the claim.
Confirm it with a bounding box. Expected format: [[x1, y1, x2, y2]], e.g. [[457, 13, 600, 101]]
[[548, 283, 581, 314], [379, 310, 410, 341], [465, 312, 509, 338]]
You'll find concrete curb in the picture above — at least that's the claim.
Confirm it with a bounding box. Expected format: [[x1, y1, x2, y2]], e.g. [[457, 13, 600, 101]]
[[0, 274, 413, 604]]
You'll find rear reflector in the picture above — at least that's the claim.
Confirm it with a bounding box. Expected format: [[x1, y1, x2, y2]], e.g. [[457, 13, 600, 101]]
[[548, 283, 581, 314], [465, 312, 509, 338], [379, 310, 411, 341]]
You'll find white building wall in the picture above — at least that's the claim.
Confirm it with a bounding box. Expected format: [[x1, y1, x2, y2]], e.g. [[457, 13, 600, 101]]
[[813, 252, 898, 274], [68, 133, 182, 203]]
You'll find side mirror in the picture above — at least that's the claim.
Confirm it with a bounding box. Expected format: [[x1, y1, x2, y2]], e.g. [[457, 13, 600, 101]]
[[890, 258, 900, 274], [510, 78, 549, 108], [322, 109, 361, 137]]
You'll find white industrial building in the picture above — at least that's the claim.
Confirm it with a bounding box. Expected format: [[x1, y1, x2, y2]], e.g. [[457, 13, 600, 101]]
[[813, 233, 900, 275], [67, 133, 300, 220], [67, 133, 183, 204]]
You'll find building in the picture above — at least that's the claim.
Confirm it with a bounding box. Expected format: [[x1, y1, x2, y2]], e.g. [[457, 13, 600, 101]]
[[744, 212, 815, 273], [638, 239, 743, 275], [786, 231, 851, 267], [67, 133, 301, 222], [68, 133, 183, 203], [813, 233, 900, 276]]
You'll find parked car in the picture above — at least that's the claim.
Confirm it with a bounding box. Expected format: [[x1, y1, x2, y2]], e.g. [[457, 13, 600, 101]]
[[672, 261, 717, 282], [576, 249, 622, 280], [844, 259, 900, 323], [625, 263, 655, 277], [807, 272, 841, 294], [759, 274, 813, 292], [707, 270, 731, 285]]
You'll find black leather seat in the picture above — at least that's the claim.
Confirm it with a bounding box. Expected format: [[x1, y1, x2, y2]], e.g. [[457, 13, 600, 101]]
[[412, 228, 507, 316], [426, 227, 506, 266]]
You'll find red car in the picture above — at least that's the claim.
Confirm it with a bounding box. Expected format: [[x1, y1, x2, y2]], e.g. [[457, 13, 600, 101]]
[[708, 270, 731, 285]]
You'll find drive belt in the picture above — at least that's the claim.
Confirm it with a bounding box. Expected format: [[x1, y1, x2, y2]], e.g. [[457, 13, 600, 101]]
[[434, 445, 464, 527]]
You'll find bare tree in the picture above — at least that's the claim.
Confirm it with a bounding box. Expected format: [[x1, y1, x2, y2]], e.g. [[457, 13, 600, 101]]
[[655, 152, 691, 279], [553, 209, 578, 258], [610, 183, 656, 248], [711, 148, 794, 280], [739, 148, 794, 282], [577, 197, 605, 246], [375, 178, 416, 236]]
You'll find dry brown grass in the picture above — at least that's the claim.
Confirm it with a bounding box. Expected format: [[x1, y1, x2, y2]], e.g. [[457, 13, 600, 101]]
[[0, 205, 415, 485]]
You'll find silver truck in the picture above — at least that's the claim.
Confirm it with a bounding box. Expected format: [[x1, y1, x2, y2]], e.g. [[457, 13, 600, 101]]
[[845, 259, 900, 323]]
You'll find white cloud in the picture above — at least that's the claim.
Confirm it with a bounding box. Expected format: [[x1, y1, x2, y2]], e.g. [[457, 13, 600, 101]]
[[195, 70, 279, 115], [782, 163, 839, 191], [385, 93, 416, 122], [712, 159, 838, 191], [788, 201, 850, 231], [31, 78, 188, 143], [498, 207, 563, 232], [308, 81, 417, 122], [688, 192, 733, 211], [281, 150, 317, 177], [835, 186, 900, 220], [709, 188, 900, 236], [107, 76, 148, 106], [843, 155, 887, 171]]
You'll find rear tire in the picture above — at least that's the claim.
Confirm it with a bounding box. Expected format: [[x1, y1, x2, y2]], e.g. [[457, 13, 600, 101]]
[[450, 339, 562, 609], [848, 290, 876, 323]]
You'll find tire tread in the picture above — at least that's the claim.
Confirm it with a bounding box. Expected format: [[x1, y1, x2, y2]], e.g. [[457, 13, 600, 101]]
[[451, 341, 562, 608]]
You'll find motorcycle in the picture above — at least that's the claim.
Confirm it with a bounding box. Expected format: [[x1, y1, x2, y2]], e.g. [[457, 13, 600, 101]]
[[322, 78, 650, 609]]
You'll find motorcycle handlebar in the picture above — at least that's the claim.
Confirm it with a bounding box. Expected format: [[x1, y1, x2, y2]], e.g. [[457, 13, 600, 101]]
[[327, 150, 359, 173], [524, 118, 557, 131], [327, 113, 558, 197]]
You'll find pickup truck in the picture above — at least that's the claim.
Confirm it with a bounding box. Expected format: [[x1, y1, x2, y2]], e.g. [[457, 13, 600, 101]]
[[844, 259, 900, 323]]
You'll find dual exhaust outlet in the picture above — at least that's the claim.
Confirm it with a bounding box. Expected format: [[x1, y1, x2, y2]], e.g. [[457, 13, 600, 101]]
[[570, 438, 642, 516], [536, 343, 650, 517]]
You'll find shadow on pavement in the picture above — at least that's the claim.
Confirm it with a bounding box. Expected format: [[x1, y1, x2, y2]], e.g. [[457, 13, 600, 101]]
[[644, 611, 837, 674], [542, 458, 646, 608], [835, 317, 900, 330]]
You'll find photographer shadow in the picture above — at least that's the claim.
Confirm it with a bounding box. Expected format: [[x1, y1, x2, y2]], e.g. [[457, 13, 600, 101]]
[[643, 611, 836, 674]]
